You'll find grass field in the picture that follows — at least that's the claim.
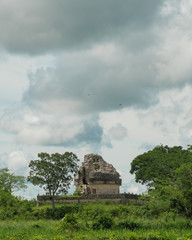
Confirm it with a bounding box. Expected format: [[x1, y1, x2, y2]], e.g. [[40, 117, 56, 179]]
[[1, 203, 192, 239], [1, 220, 192, 240]]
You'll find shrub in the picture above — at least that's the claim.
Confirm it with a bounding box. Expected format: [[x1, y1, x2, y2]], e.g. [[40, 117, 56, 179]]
[[57, 213, 80, 231], [92, 214, 114, 230], [0, 190, 34, 220], [116, 219, 141, 230], [32, 204, 81, 220], [81, 204, 105, 220]]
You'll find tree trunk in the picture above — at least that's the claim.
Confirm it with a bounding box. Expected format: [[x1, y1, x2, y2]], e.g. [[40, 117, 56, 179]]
[[51, 195, 55, 211]]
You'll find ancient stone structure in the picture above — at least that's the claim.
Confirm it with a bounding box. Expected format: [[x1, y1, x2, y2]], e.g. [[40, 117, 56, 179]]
[[37, 193, 143, 206], [74, 154, 122, 195]]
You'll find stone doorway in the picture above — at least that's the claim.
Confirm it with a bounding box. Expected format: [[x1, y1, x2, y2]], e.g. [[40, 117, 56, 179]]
[[92, 189, 96, 194]]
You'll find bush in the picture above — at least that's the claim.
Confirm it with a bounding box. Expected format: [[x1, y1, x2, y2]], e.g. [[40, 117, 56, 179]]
[[54, 205, 81, 219], [116, 219, 141, 230], [0, 190, 34, 220], [81, 204, 105, 220], [32, 204, 81, 220], [57, 213, 80, 231], [92, 214, 114, 230]]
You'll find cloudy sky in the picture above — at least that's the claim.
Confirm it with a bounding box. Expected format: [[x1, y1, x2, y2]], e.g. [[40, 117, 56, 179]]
[[1, 0, 192, 198]]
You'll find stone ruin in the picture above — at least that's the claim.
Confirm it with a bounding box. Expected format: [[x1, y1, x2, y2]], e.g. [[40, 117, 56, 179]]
[[74, 154, 122, 195]]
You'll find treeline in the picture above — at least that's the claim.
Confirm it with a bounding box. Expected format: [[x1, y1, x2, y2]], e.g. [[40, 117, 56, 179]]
[[130, 144, 192, 217], [0, 151, 80, 219], [0, 189, 36, 220], [1, 144, 192, 220], [1, 145, 192, 239]]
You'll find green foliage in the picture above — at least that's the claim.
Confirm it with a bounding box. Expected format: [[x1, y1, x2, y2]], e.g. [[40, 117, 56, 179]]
[[81, 204, 105, 219], [32, 204, 81, 220], [57, 213, 80, 231], [0, 168, 27, 193], [174, 162, 192, 217], [130, 145, 192, 188], [0, 190, 36, 222], [0, 189, 35, 220], [130, 144, 192, 217], [116, 219, 141, 230], [141, 164, 192, 217], [27, 152, 79, 210], [94, 164, 100, 170], [92, 214, 114, 230], [1, 203, 192, 239]]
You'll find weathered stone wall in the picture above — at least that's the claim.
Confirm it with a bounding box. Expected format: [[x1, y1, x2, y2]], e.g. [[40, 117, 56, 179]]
[[88, 184, 119, 195], [37, 193, 144, 206]]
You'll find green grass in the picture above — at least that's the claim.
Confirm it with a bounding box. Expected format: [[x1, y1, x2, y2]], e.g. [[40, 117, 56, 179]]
[[0, 220, 57, 239], [1, 221, 192, 240], [1, 203, 192, 239]]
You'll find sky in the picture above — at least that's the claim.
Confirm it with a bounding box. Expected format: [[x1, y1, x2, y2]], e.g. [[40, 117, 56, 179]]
[[1, 0, 192, 198]]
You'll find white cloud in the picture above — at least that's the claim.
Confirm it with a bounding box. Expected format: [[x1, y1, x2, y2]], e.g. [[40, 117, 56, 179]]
[[99, 85, 192, 182], [7, 151, 28, 173], [0, 53, 55, 111], [108, 124, 127, 141], [126, 186, 139, 194], [1, 106, 85, 145]]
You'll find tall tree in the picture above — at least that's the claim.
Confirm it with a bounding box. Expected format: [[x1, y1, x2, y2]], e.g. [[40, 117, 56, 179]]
[[131, 145, 192, 217], [0, 168, 27, 193], [130, 145, 192, 189], [27, 152, 79, 210], [144, 163, 192, 217], [173, 162, 192, 217]]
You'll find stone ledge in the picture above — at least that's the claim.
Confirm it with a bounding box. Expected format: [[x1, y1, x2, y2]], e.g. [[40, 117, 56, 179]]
[[37, 193, 141, 202]]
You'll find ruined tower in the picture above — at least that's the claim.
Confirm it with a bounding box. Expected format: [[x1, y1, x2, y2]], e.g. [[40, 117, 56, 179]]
[[74, 154, 121, 195]]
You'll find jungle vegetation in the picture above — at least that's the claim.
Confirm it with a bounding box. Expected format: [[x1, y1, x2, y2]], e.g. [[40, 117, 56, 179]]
[[1, 146, 192, 239]]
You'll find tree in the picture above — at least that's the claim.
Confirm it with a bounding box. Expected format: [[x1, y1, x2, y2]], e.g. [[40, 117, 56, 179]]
[[130, 145, 192, 189], [130, 145, 192, 217], [27, 152, 79, 210], [0, 168, 27, 193], [173, 162, 192, 217], [144, 165, 192, 217]]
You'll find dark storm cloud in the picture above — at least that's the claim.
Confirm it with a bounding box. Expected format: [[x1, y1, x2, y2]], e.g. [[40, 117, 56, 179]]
[[51, 116, 104, 150], [0, 0, 163, 54], [3, 0, 191, 149], [35, 115, 103, 148], [24, 47, 159, 113], [76, 116, 103, 145]]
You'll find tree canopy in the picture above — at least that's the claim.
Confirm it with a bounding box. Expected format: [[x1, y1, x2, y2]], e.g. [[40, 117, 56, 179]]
[[130, 145, 192, 217], [27, 152, 79, 210], [130, 145, 192, 188], [0, 168, 27, 193]]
